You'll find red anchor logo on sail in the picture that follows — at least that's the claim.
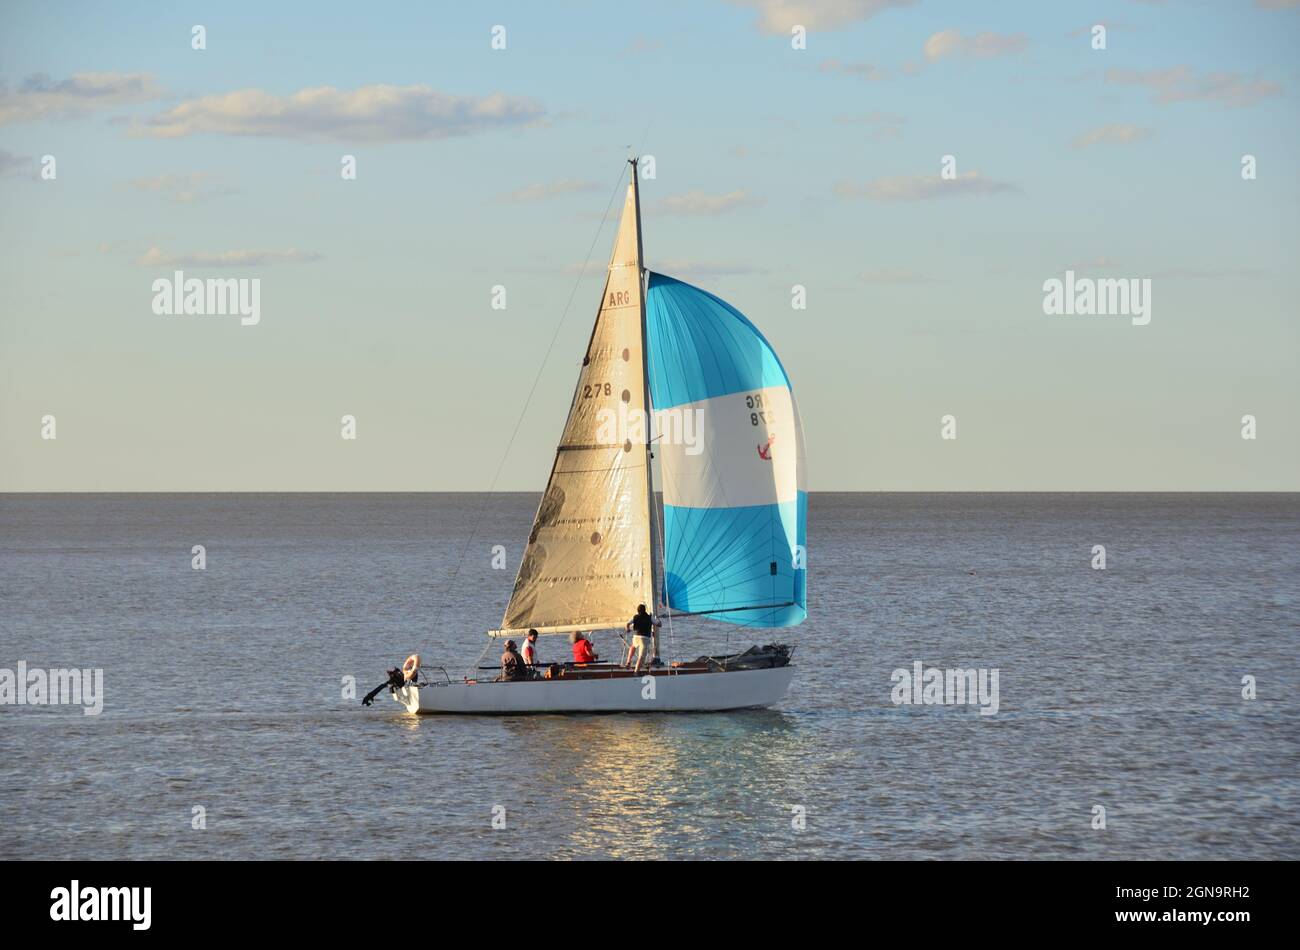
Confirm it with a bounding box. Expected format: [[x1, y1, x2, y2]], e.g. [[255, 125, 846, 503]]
[[757, 433, 776, 460]]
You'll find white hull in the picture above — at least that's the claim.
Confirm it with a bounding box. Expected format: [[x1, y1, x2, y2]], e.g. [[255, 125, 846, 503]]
[[392, 666, 795, 714]]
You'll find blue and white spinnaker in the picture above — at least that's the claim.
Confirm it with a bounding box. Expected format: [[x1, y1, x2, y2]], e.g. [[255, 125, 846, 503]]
[[646, 273, 807, 627]]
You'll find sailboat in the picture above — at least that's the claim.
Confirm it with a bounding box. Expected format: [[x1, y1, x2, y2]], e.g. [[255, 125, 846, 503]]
[[389, 158, 806, 713]]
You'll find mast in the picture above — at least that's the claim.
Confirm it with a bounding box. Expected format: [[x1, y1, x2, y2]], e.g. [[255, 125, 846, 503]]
[[630, 157, 661, 615]]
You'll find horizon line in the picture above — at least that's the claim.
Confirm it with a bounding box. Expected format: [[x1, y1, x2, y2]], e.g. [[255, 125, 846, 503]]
[[3, 490, 1297, 497]]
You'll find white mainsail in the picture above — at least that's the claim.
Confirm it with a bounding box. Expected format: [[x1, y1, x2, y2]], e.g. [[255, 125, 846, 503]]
[[495, 172, 655, 636]]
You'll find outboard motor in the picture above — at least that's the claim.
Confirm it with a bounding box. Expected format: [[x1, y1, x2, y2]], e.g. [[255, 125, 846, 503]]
[[361, 667, 405, 706], [361, 653, 423, 706]]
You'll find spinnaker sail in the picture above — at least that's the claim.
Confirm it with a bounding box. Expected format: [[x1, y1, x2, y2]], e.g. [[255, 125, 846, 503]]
[[645, 273, 807, 627]]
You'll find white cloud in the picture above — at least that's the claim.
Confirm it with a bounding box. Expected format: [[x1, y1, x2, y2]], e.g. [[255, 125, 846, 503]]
[[651, 189, 765, 215], [622, 36, 663, 55], [860, 268, 934, 283], [1067, 256, 1125, 271], [1069, 123, 1152, 148], [1256, 0, 1300, 9], [728, 0, 914, 34], [1067, 21, 1133, 38], [0, 72, 163, 124], [1151, 265, 1267, 278], [132, 84, 544, 142], [128, 173, 235, 203], [819, 59, 888, 81], [649, 259, 769, 278], [835, 111, 906, 140], [0, 147, 32, 176], [1105, 66, 1281, 107], [562, 257, 766, 279], [497, 179, 601, 203], [834, 171, 1019, 200], [137, 247, 323, 268], [923, 29, 1028, 62]]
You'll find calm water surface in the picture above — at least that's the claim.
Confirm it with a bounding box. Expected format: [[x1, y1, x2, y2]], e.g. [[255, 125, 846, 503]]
[[1, 493, 1297, 859]]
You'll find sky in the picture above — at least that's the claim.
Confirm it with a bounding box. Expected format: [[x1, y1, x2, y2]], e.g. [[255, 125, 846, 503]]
[[1, 0, 1297, 491]]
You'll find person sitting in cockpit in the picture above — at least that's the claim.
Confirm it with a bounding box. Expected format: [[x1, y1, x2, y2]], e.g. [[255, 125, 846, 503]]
[[570, 631, 599, 664], [498, 640, 530, 682]]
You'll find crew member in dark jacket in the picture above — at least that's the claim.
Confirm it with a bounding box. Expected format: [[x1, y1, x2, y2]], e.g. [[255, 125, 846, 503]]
[[499, 640, 530, 682]]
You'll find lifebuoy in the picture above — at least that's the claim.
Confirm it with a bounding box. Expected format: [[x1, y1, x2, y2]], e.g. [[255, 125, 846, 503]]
[[402, 654, 420, 681]]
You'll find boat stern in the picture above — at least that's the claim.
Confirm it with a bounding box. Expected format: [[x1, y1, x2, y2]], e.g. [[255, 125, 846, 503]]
[[391, 684, 421, 714]]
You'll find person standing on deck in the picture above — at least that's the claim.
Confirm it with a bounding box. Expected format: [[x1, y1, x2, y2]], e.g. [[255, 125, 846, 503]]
[[522, 629, 540, 667], [624, 604, 661, 673]]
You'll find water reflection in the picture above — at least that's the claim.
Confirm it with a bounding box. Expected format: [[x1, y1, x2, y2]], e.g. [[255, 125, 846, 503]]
[[480, 711, 808, 858]]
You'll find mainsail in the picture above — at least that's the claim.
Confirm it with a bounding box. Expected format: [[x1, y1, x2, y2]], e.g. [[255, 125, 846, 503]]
[[495, 175, 655, 635], [644, 273, 807, 627]]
